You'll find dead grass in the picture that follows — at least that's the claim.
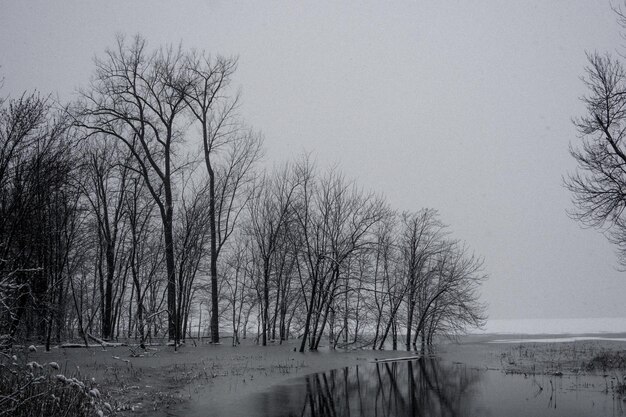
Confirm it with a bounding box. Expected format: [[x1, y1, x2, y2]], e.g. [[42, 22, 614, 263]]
[[489, 340, 626, 377], [444, 336, 626, 398], [584, 350, 626, 372]]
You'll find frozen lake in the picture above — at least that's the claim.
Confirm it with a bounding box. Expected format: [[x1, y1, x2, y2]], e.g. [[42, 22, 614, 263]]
[[489, 336, 626, 343], [476, 317, 626, 335]]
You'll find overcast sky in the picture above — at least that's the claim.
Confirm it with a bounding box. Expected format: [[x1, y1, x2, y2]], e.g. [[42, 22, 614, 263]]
[[1, 1, 624, 320]]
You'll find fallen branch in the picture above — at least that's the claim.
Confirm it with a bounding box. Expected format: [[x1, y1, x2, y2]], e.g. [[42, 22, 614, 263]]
[[372, 355, 421, 363], [87, 334, 124, 348], [59, 343, 100, 349]]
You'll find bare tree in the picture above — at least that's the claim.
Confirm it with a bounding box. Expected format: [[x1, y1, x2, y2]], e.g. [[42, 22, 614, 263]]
[[175, 174, 211, 342], [183, 52, 262, 343], [0, 91, 78, 347], [80, 140, 133, 340], [413, 239, 486, 351], [78, 35, 191, 344], [400, 209, 447, 351], [368, 213, 397, 349], [567, 48, 626, 267], [246, 164, 299, 346], [292, 160, 387, 351], [222, 236, 255, 345]]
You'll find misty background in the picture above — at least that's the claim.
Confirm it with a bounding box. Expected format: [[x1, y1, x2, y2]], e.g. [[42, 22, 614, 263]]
[[1, 0, 623, 324]]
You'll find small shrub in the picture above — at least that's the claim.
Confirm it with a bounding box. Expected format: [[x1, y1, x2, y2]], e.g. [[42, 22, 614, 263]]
[[0, 353, 115, 417]]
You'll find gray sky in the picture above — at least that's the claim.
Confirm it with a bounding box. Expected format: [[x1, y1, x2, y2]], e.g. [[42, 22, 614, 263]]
[[1, 0, 624, 320]]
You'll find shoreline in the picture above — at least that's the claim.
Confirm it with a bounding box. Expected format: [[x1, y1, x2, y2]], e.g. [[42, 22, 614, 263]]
[[24, 333, 626, 416]]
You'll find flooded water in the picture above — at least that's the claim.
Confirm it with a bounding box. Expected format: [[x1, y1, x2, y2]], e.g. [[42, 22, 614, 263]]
[[217, 358, 625, 417]]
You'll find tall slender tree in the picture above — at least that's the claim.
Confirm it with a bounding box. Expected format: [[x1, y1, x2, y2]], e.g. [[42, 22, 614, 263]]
[[183, 52, 262, 343], [78, 35, 191, 344]]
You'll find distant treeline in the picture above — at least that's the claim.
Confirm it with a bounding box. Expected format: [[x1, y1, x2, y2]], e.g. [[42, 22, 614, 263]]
[[0, 35, 485, 352]]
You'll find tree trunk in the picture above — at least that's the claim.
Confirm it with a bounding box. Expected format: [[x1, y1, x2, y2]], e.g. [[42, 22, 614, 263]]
[[103, 243, 115, 340], [391, 318, 398, 351], [162, 196, 178, 346], [205, 144, 220, 344], [272, 279, 280, 341], [299, 278, 317, 353], [262, 259, 270, 346], [406, 285, 415, 351]]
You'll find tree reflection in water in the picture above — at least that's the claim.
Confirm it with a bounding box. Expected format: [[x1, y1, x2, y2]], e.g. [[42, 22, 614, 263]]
[[238, 358, 626, 417], [293, 359, 481, 417], [236, 358, 624, 417]]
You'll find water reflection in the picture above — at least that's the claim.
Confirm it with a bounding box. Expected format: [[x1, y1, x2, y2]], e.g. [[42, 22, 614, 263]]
[[252, 359, 481, 417], [244, 359, 624, 417]]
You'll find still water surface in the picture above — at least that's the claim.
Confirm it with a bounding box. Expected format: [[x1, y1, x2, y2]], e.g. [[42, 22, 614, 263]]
[[221, 358, 625, 417]]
